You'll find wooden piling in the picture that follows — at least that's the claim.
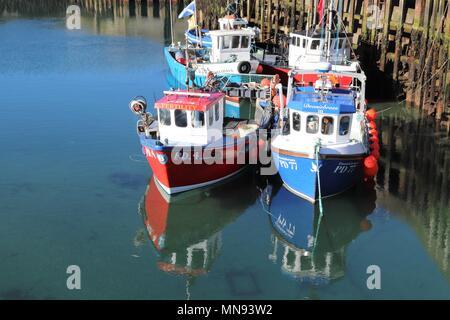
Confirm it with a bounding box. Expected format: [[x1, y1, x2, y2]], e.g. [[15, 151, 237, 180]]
[[379, 0, 392, 72], [62, 0, 450, 117], [347, 0, 354, 33], [415, 0, 433, 108], [393, 0, 406, 81], [406, 0, 425, 103], [360, 0, 369, 42], [290, 0, 296, 32]]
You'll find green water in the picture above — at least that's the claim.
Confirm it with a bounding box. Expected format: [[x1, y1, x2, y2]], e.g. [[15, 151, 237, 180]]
[[0, 1, 449, 300]]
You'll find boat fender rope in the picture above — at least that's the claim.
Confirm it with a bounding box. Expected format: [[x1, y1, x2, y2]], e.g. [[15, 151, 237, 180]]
[[313, 139, 324, 253]]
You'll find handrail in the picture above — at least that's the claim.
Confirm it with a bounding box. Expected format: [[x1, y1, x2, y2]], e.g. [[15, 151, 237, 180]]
[[163, 91, 214, 98]]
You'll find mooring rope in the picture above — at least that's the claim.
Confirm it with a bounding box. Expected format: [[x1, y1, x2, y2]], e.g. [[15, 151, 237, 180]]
[[312, 139, 324, 253], [415, 1, 449, 89], [397, 56, 450, 106]]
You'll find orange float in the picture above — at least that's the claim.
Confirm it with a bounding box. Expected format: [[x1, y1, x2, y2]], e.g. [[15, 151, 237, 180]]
[[366, 108, 377, 121], [370, 142, 380, 151], [371, 149, 380, 160], [272, 94, 287, 108], [369, 128, 378, 137], [256, 64, 264, 74], [363, 155, 378, 178], [360, 219, 373, 231], [369, 135, 379, 144], [260, 78, 271, 87]]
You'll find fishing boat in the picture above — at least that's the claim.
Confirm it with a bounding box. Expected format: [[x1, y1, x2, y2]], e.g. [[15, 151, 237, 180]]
[[165, 1, 263, 87], [257, 1, 359, 86], [270, 66, 377, 202], [185, 28, 212, 48], [269, 0, 379, 202], [129, 90, 269, 195]]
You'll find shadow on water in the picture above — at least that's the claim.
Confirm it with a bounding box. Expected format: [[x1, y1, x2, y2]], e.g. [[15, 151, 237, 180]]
[[0, 288, 36, 300], [376, 105, 450, 282], [109, 172, 148, 190], [1, 0, 450, 299], [260, 175, 376, 286], [137, 169, 262, 299]]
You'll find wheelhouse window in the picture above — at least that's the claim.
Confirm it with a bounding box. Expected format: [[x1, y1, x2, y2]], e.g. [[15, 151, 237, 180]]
[[231, 36, 240, 49], [209, 109, 214, 126], [292, 112, 301, 131], [159, 109, 171, 126], [222, 36, 231, 49], [214, 103, 220, 121], [306, 115, 319, 134], [191, 111, 205, 128], [302, 39, 307, 48], [175, 109, 187, 127], [339, 116, 350, 135], [241, 36, 249, 48], [311, 40, 321, 50], [321, 116, 334, 135]]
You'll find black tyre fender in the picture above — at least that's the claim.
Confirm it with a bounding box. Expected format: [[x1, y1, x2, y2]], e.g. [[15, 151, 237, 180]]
[[237, 61, 251, 74]]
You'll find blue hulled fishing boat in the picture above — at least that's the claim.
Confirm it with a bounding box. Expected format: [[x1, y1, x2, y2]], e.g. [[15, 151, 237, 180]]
[[271, 67, 372, 202], [270, 0, 379, 203], [165, 0, 264, 87]]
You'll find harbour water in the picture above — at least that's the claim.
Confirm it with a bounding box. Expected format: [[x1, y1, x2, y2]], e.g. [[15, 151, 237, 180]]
[[0, 3, 449, 299]]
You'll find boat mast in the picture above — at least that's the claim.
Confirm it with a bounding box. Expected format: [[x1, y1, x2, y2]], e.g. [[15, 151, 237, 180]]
[[326, 0, 333, 61], [193, 0, 202, 47], [313, 0, 318, 26], [169, 0, 174, 46], [185, 35, 191, 92]]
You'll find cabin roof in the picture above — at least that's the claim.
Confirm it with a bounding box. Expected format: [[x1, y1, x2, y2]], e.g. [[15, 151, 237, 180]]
[[208, 28, 255, 36], [155, 90, 223, 112], [291, 30, 350, 39], [288, 90, 355, 114]]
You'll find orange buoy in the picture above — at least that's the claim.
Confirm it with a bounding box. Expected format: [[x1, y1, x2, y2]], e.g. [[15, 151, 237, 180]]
[[363, 155, 378, 178], [176, 57, 187, 65], [272, 94, 287, 108], [369, 128, 378, 137], [369, 135, 379, 144], [370, 142, 380, 151], [360, 219, 373, 231], [368, 120, 377, 130], [371, 149, 380, 160], [366, 108, 377, 121], [258, 138, 266, 150], [256, 64, 264, 74], [260, 78, 271, 87]]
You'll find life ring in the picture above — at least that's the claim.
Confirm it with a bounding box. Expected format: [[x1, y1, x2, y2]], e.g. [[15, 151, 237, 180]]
[[237, 61, 251, 74]]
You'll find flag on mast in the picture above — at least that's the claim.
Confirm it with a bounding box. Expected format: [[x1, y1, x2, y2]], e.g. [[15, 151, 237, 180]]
[[317, 0, 324, 22], [178, 1, 196, 19]]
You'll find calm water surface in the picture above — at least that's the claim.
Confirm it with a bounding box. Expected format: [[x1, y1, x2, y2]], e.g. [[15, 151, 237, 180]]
[[0, 2, 449, 299]]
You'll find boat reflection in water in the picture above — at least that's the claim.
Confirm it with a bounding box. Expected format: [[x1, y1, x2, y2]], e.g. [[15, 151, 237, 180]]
[[261, 178, 377, 284], [139, 169, 260, 292]]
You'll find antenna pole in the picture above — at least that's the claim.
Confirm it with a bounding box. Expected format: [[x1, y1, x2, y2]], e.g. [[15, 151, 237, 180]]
[[326, 0, 333, 61], [168, 0, 175, 46]]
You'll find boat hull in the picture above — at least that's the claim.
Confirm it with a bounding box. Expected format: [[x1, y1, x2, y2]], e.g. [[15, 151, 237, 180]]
[[259, 63, 353, 87], [164, 47, 262, 87], [140, 136, 256, 194], [271, 148, 363, 202], [185, 29, 212, 48]]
